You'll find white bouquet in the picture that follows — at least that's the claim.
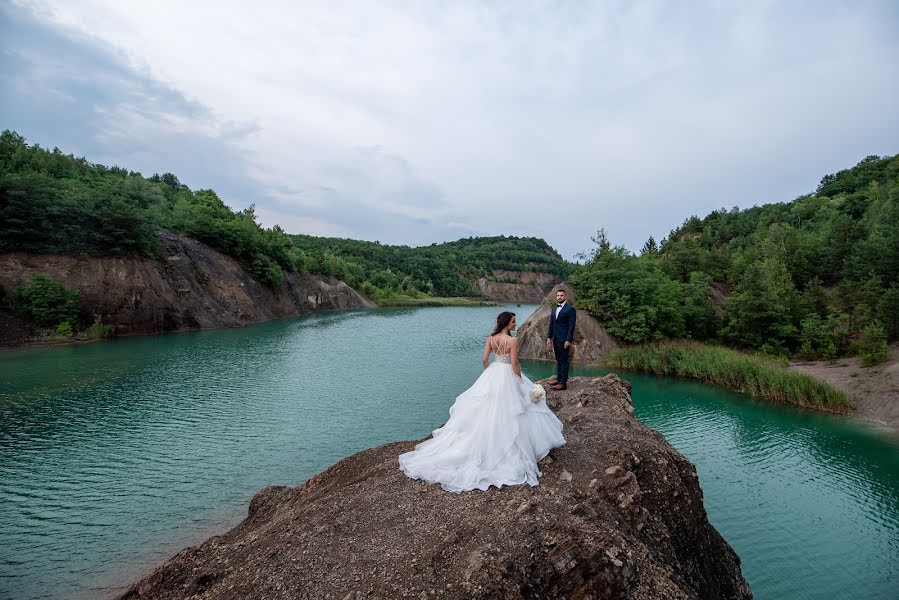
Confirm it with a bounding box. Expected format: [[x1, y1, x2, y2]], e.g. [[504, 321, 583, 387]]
[[530, 384, 546, 404]]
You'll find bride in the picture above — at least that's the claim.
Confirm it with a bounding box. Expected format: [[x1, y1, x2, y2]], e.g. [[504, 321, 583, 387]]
[[399, 311, 566, 492]]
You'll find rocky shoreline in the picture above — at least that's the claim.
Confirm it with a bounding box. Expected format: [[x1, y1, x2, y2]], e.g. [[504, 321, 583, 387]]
[[0, 231, 566, 347], [0, 230, 375, 346], [119, 375, 751, 600]]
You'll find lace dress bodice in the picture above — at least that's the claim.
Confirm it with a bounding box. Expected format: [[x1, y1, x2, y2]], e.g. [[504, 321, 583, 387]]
[[491, 336, 513, 364]]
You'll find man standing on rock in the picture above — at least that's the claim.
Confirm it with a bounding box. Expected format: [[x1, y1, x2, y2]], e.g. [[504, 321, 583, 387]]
[[546, 288, 576, 390]]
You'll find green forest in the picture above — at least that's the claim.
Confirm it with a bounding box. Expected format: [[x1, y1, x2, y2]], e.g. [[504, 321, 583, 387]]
[[572, 154, 898, 364], [291, 234, 568, 300], [0, 130, 568, 301], [2, 129, 895, 363]]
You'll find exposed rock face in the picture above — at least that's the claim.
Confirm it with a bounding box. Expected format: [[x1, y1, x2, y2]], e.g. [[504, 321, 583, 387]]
[[0, 309, 34, 346], [0, 230, 374, 338], [708, 281, 730, 306], [476, 269, 563, 303], [120, 375, 752, 600], [517, 282, 619, 363]]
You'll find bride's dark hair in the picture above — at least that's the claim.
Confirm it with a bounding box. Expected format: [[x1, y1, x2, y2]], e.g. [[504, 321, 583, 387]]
[[492, 311, 516, 335]]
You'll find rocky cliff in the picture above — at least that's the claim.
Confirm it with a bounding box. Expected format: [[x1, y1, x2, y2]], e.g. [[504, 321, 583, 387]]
[[517, 282, 619, 363], [120, 375, 751, 600], [476, 269, 563, 303], [0, 229, 374, 340]]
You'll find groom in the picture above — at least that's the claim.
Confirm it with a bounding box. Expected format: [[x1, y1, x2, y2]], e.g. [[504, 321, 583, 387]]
[[546, 288, 576, 390]]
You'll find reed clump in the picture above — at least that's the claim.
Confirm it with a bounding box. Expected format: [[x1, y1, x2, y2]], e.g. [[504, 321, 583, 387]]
[[604, 340, 851, 413]]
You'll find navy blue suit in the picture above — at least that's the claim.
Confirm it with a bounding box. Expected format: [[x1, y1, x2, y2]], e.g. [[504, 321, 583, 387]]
[[547, 302, 576, 384]]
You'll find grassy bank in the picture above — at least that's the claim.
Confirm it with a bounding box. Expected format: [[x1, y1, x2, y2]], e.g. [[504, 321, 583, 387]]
[[604, 340, 851, 414], [375, 295, 499, 307]]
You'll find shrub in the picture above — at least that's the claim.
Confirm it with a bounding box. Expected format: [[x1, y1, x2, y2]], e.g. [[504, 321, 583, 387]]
[[798, 314, 838, 360], [856, 322, 889, 367], [10, 273, 79, 328], [83, 323, 115, 338]]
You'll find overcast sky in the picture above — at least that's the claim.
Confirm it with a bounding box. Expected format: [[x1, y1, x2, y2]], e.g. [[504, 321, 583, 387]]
[[3, 1, 898, 259]]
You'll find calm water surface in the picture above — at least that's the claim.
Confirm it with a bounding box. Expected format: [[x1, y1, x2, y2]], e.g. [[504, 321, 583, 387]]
[[1, 305, 897, 599]]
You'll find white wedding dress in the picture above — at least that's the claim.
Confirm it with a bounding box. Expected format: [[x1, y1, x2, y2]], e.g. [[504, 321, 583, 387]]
[[399, 337, 566, 492]]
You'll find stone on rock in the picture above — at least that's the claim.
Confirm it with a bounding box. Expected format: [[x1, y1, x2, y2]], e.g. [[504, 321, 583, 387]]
[[516, 282, 618, 363]]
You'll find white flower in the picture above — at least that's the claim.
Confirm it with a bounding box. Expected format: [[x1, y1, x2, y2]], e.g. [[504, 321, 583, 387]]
[[530, 384, 546, 403]]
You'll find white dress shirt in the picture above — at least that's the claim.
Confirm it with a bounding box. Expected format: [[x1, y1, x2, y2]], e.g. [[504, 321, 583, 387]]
[[555, 300, 567, 318]]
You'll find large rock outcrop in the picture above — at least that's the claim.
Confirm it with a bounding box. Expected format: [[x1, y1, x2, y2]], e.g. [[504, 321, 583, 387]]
[[120, 375, 752, 600], [475, 269, 563, 303], [0, 229, 375, 339], [517, 282, 618, 363]]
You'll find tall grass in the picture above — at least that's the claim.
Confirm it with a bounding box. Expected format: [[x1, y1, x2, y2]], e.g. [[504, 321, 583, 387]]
[[604, 340, 851, 414], [82, 324, 115, 339]]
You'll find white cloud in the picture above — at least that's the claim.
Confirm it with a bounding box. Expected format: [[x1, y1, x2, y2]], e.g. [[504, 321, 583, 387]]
[[8, 0, 899, 258], [253, 208, 351, 239]]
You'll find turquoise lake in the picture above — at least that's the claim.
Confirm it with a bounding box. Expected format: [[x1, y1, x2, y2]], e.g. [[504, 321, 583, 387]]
[[1, 304, 897, 599]]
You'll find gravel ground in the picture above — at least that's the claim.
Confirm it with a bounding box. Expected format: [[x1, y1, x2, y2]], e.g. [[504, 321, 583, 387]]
[[789, 344, 899, 431]]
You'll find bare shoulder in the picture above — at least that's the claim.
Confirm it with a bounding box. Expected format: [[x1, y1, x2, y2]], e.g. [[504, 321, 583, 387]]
[[508, 336, 519, 345]]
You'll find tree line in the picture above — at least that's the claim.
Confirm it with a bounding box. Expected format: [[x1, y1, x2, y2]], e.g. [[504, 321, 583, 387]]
[[292, 234, 569, 300], [572, 154, 898, 364], [0, 130, 570, 305], [4, 129, 893, 362]]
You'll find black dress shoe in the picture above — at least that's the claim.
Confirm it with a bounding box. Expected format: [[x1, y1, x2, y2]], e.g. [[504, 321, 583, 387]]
[[551, 383, 567, 390]]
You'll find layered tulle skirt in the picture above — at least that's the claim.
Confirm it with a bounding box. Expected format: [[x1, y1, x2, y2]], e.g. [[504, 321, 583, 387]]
[[398, 363, 565, 492]]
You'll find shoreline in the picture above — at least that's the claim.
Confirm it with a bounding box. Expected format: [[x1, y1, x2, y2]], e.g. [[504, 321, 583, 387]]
[[0, 299, 522, 352], [603, 341, 852, 414], [0, 305, 378, 352], [788, 343, 899, 432], [374, 296, 502, 307], [602, 340, 898, 433]]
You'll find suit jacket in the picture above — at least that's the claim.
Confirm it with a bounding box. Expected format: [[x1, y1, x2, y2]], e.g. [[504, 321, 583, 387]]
[[547, 302, 576, 343]]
